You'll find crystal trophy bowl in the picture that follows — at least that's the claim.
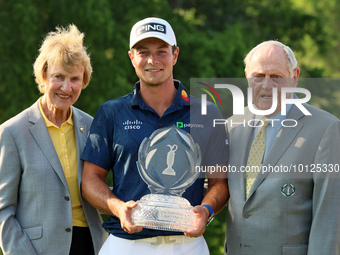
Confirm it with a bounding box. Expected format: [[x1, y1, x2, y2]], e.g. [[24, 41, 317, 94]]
[[131, 125, 201, 232]]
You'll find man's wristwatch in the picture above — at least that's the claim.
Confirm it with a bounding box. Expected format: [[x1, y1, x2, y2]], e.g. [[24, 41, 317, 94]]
[[202, 204, 215, 226]]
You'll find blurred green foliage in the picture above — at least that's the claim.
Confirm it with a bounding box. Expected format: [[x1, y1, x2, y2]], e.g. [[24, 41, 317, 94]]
[[1, 0, 340, 125], [1, 0, 340, 254]]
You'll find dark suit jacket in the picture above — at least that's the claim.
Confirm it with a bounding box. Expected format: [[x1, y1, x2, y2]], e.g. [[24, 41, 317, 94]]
[[225, 104, 340, 255], [0, 99, 107, 255]]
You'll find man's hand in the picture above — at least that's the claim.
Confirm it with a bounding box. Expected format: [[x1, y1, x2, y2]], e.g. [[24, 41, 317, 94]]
[[118, 200, 143, 234], [183, 205, 210, 237], [82, 162, 143, 234]]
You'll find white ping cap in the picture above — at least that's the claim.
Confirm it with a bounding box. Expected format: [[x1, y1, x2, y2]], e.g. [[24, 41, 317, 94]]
[[129, 17, 177, 49]]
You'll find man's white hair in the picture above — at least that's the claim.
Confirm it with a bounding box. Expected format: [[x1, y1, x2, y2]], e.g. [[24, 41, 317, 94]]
[[244, 40, 298, 76]]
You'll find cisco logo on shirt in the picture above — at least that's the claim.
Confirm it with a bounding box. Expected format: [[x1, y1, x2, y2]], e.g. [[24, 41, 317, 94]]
[[123, 120, 143, 130]]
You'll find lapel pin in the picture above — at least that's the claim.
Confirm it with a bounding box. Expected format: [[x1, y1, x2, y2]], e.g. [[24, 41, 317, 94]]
[[79, 126, 84, 133], [281, 183, 295, 198]]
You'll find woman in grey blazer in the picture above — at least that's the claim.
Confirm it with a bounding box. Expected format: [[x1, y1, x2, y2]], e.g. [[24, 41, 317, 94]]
[[0, 25, 107, 255]]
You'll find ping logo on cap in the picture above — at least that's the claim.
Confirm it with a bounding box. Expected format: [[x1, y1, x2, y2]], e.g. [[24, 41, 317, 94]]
[[136, 23, 166, 36]]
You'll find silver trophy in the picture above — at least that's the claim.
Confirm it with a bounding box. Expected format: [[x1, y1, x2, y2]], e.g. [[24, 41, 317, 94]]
[[131, 125, 201, 232]]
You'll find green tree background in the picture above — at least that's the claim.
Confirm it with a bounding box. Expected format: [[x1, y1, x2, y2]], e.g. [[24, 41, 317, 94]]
[[1, 0, 340, 254]]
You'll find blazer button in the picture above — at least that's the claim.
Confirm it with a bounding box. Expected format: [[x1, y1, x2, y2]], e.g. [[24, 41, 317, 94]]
[[65, 228, 72, 232], [64, 196, 70, 201], [243, 213, 250, 218]]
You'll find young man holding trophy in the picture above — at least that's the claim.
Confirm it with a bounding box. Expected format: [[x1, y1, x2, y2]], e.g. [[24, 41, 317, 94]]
[[81, 17, 229, 254]]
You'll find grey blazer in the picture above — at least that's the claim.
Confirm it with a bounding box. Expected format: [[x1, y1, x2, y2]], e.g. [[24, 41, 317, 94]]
[[0, 99, 107, 255], [225, 104, 340, 255]]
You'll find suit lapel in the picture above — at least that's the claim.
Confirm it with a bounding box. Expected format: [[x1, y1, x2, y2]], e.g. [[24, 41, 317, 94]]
[[229, 108, 254, 201], [236, 124, 252, 201], [246, 105, 305, 199], [72, 108, 87, 188], [28, 100, 68, 188]]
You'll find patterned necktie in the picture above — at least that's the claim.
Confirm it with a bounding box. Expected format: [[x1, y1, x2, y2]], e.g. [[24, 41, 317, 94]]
[[245, 118, 270, 198]]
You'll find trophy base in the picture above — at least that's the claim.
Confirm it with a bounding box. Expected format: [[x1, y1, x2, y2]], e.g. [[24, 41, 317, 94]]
[[131, 194, 196, 232]]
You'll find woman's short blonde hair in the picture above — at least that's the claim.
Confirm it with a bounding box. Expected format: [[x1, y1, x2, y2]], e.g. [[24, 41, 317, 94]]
[[33, 24, 92, 93]]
